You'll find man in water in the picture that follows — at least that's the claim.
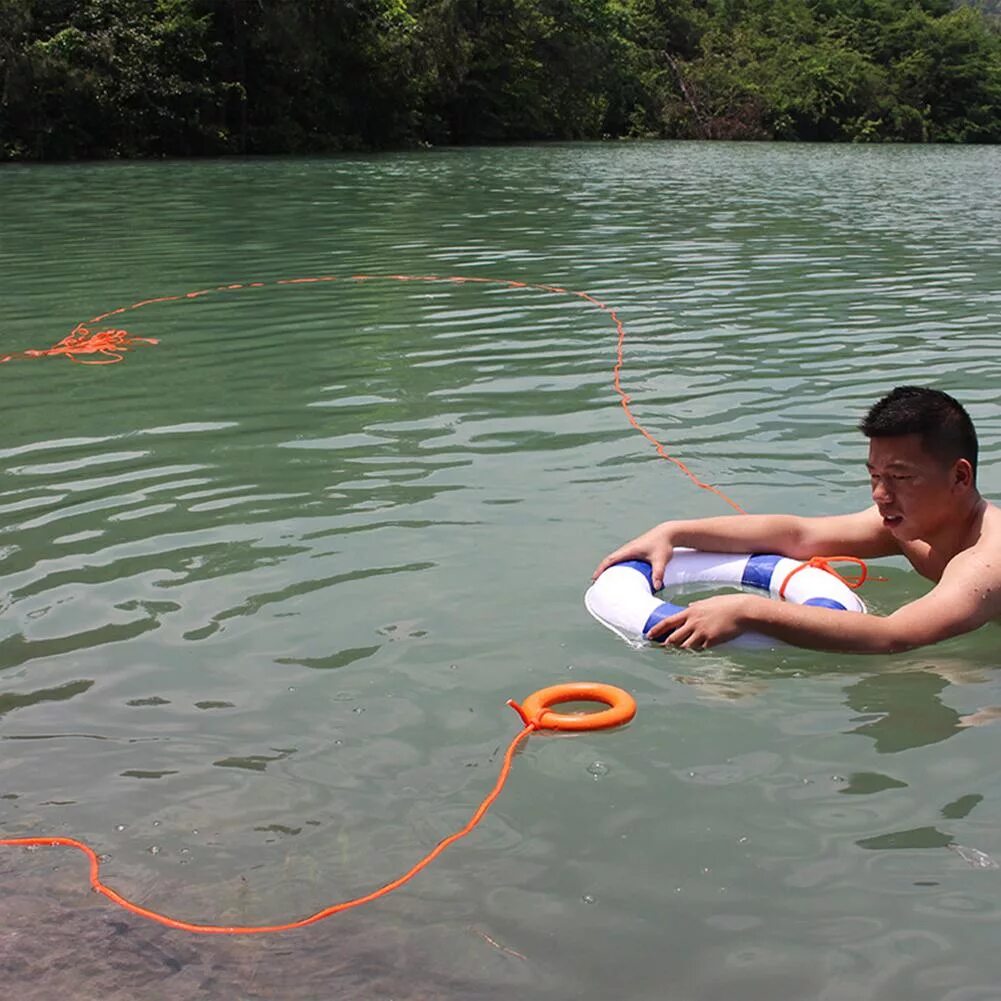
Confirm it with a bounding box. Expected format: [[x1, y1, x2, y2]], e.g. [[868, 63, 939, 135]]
[[592, 386, 1001, 653]]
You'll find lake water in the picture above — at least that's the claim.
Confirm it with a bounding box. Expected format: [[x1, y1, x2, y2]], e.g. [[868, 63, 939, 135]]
[[2, 142, 1001, 1000]]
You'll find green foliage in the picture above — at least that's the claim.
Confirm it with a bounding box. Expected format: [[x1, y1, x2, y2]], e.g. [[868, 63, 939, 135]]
[[1, 0, 999, 159], [201, 0, 423, 153], [408, 0, 629, 142], [1, 0, 226, 158]]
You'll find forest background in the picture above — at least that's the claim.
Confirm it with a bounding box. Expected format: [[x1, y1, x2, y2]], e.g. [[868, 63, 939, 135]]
[[1, 0, 1000, 160]]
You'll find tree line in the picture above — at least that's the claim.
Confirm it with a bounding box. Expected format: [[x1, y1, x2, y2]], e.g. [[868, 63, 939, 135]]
[[1, 0, 999, 160]]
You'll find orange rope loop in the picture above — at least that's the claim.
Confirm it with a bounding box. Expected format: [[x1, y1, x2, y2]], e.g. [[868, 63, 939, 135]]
[[777, 555, 869, 601], [0, 690, 633, 935]]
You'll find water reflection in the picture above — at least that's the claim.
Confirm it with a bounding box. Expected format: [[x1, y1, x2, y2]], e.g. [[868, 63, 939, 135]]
[[0, 678, 93, 717], [857, 792, 985, 853], [844, 667, 1000, 861], [683, 656, 1001, 752], [675, 655, 1001, 868], [845, 670, 966, 754]]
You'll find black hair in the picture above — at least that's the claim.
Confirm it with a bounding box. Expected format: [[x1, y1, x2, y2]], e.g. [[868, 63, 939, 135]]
[[859, 386, 978, 480]]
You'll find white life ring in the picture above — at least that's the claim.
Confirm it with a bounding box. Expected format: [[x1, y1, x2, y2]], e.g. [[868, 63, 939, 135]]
[[584, 548, 867, 649]]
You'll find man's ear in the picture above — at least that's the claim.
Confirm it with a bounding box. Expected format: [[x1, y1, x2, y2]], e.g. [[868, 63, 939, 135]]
[[953, 458, 974, 491]]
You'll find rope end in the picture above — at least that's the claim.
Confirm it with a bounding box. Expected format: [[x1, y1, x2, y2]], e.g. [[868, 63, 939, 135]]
[[506, 699, 532, 727]]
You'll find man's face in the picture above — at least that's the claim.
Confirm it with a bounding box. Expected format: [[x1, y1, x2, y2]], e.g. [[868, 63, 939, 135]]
[[866, 434, 961, 541]]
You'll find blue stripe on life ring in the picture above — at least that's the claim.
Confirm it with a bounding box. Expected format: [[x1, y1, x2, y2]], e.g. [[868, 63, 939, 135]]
[[642, 601, 685, 636], [803, 597, 847, 610], [741, 553, 782, 591], [619, 559, 656, 587], [616, 561, 684, 636]]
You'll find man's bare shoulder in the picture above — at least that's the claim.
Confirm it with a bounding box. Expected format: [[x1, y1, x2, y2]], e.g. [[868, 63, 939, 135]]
[[971, 501, 1001, 560], [937, 502, 1001, 588], [933, 506, 1001, 628], [979, 499, 1001, 529]]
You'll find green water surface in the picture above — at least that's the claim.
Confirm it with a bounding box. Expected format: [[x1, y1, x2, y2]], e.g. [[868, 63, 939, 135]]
[[2, 143, 1001, 1000]]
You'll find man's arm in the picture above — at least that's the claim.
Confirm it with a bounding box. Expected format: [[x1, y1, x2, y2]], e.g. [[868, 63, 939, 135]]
[[652, 547, 1001, 654], [593, 508, 899, 589]]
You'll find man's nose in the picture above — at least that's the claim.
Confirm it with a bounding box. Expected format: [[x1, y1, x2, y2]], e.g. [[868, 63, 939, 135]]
[[872, 479, 892, 503]]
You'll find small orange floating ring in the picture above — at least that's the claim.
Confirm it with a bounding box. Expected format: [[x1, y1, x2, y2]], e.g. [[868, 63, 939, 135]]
[[508, 682, 637, 732]]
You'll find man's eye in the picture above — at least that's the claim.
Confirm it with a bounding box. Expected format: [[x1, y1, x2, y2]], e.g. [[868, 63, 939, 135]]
[[869, 473, 912, 485]]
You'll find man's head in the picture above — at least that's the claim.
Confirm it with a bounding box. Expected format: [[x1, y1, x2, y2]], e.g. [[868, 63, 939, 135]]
[[860, 386, 978, 479], [860, 387, 979, 539]]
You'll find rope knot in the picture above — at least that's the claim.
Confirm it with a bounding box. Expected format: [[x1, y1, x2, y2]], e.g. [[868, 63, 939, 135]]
[[505, 699, 543, 730], [778, 555, 869, 600]]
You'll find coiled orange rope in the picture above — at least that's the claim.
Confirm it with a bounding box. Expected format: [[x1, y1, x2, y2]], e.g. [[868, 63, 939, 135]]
[[0, 323, 158, 365], [0, 686, 633, 935]]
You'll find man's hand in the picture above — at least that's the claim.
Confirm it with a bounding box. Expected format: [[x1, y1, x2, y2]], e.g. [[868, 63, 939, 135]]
[[646, 593, 758, 650], [592, 523, 675, 589]]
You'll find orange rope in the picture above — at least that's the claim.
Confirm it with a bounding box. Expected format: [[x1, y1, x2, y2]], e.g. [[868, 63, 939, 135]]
[[0, 711, 537, 935], [1, 273, 740, 509], [777, 555, 869, 600], [604, 295, 745, 514], [0, 323, 158, 365], [0, 273, 876, 932]]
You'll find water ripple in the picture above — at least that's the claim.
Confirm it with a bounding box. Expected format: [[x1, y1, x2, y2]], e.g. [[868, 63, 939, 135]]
[[2, 143, 1001, 999]]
